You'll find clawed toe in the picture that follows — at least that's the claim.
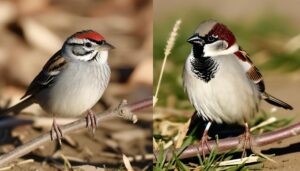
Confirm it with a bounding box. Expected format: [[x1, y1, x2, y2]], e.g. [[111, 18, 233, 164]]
[[240, 122, 253, 158], [200, 134, 210, 158], [86, 109, 98, 135], [200, 122, 212, 159], [240, 133, 251, 158], [50, 119, 63, 145]]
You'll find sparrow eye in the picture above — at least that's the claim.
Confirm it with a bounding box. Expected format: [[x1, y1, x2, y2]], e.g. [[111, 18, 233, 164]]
[[85, 42, 92, 48], [207, 35, 216, 42]]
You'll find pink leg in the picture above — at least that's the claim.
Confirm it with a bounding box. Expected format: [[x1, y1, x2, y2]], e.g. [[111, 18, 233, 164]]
[[50, 118, 63, 145], [241, 122, 251, 158], [200, 122, 211, 158], [86, 109, 98, 135]]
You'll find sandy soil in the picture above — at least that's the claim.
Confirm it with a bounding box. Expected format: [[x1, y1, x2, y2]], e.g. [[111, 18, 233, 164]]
[[260, 71, 300, 170]]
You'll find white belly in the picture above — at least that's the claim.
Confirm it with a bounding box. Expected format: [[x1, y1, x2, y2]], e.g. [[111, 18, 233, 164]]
[[183, 53, 260, 124], [36, 62, 110, 117]]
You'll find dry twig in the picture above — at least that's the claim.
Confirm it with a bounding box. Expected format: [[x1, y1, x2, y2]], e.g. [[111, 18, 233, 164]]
[[154, 121, 300, 161], [0, 97, 152, 167]]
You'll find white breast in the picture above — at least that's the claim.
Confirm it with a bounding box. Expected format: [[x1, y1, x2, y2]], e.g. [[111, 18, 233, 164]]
[[183, 52, 260, 124], [36, 61, 110, 117]]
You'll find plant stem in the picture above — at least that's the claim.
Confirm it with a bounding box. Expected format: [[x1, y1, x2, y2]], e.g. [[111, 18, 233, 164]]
[[0, 97, 152, 167], [153, 19, 181, 106], [154, 121, 300, 161]]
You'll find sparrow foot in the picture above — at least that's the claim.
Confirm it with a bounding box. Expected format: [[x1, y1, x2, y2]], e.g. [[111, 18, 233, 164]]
[[86, 109, 97, 135], [240, 122, 252, 158], [50, 118, 63, 145], [200, 122, 212, 159], [200, 130, 210, 159]]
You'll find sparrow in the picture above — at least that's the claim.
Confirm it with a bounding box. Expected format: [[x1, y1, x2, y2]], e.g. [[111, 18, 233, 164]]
[[2, 30, 114, 144], [183, 19, 293, 157]]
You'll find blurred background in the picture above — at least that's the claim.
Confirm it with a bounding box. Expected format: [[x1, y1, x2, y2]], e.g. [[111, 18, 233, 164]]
[[0, 0, 152, 170], [154, 0, 300, 170]]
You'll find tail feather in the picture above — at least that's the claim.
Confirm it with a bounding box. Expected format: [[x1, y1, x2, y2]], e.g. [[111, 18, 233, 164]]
[[263, 92, 293, 110], [0, 96, 35, 115]]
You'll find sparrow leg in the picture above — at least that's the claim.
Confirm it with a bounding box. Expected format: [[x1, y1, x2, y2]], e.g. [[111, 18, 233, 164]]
[[241, 122, 251, 158], [50, 117, 63, 145], [86, 109, 97, 135], [200, 121, 211, 158]]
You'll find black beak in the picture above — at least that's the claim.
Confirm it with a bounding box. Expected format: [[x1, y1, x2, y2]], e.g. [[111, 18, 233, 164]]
[[103, 41, 115, 49], [187, 34, 204, 45], [97, 40, 115, 49]]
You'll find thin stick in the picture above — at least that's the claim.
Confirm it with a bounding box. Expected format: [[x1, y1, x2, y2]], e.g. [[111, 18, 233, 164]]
[[153, 19, 182, 106], [0, 97, 152, 167], [154, 121, 300, 161]]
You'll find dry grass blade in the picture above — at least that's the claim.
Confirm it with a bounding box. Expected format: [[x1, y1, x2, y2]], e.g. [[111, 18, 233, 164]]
[[218, 155, 260, 166], [250, 116, 277, 132], [127, 154, 154, 162], [164, 134, 179, 149], [284, 34, 300, 53], [0, 159, 34, 171], [73, 165, 105, 171], [60, 153, 72, 169], [123, 154, 134, 171], [176, 119, 191, 148], [153, 138, 159, 151], [258, 152, 277, 164], [153, 19, 182, 107]]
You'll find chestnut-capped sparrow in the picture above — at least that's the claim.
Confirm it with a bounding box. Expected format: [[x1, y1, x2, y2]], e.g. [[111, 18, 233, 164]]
[[183, 20, 293, 157], [2, 30, 114, 144]]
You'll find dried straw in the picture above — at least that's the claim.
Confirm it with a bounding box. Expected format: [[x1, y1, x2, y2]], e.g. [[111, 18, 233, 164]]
[[153, 19, 182, 106]]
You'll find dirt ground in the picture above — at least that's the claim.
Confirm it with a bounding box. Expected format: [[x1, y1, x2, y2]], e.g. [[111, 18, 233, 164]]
[[259, 71, 300, 170]]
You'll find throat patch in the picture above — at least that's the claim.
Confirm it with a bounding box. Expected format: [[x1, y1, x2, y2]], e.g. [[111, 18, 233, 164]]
[[190, 56, 218, 82], [88, 52, 98, 62]]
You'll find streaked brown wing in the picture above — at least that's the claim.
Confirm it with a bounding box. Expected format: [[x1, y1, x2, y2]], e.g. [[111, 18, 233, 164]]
[[234, 48, 265, 93], [235, 48, 292, 110], [21, 50, 67, 99]]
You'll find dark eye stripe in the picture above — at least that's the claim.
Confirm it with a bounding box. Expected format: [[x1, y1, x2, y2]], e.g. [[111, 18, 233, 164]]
[[67, 42, 83, 46]]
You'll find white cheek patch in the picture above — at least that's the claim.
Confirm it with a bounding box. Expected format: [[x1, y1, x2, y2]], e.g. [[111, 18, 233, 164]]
[[83, 51, 108, 63], [215, 40, 228, 50], [98, 50, 109, 63], [78, 55, 92, 61], [204, 42, 239, 57]]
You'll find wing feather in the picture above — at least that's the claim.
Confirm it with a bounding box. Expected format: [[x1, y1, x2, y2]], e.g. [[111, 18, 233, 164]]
[[234, 48, 265, 93], [234, 47, 292, 109], [21, 50, 66, 99]]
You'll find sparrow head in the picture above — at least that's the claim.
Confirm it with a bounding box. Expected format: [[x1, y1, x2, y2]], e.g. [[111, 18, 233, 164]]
[[187, 20, 238, 57], [62, 30, 114, 62]]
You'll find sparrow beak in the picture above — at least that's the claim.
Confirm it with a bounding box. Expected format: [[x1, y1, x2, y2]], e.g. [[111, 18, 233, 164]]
[[103, 41, 115, 49], [187, 34, 204, 45], [97, 40, 115, 50]]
